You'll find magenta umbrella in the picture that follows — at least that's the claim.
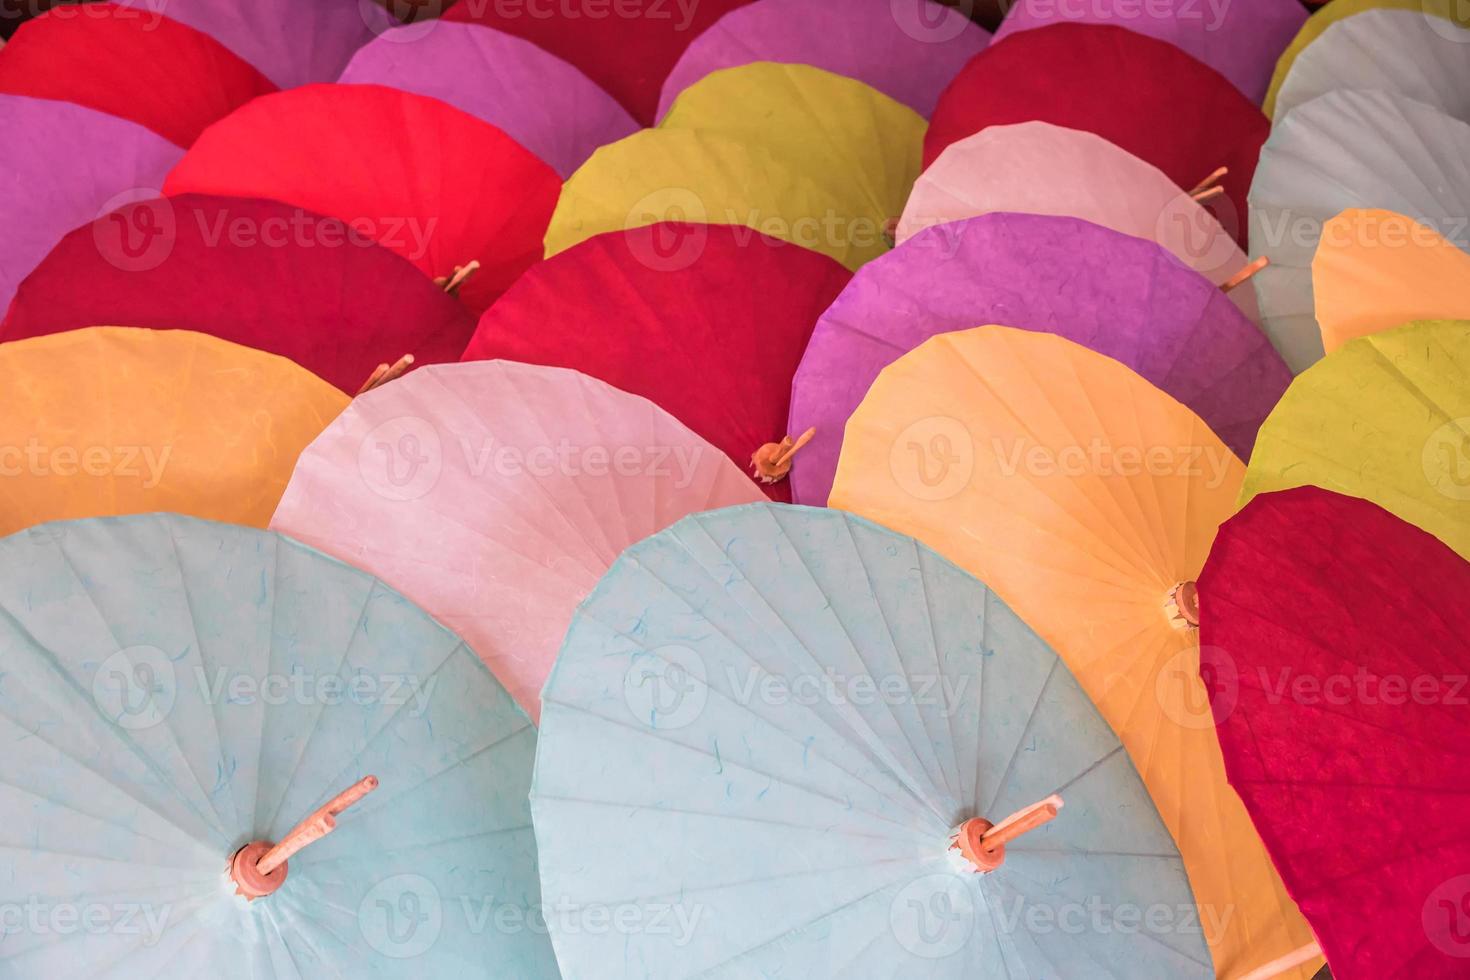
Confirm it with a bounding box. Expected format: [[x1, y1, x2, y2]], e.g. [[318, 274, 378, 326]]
[[991, 0, 1305, 104], [788, 212, 1291, 504], [657, 0, 988, 120], [0, 94, 182, 315], [2, 194, 477, 394], [114, 0, 396, 88], [339, 21, 637, 178]]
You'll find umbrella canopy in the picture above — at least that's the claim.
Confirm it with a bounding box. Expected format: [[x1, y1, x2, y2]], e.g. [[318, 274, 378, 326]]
[[533, 502, 1213, 978], [1263, 0, 1468, 117], [789, 212, 1289, 504], [991, 0, 1304, 103], [114, 0, 398, 88], [272, 360, 765, 722], [441, 0, 754, 124], [659, 62, 923, 246], [162, 83, 561, 313], [465, 224, 851, 503], [1239, 318, 1470, 560], [656, 0, 989, 120], [0, 3, 276, 148], [0, 94, 182, 315], [546, 129, 879, 271], [899, 121, 1262, 318], [2, 194, 476, 393], [337, 21, 637, 179], [1200, 486, 1470, 979], [828, 326, 1319, 979], [1271, 6, 1470, 123], [0, 511, 557, 976], [1313, 209, 1470, 353], [0, 327, 348, 536], [1247, 89, 1470, 372], [926, 24, 1267, 246]]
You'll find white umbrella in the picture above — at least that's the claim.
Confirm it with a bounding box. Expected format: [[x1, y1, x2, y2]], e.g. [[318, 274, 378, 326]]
[[1248, 89, 1470, 371]]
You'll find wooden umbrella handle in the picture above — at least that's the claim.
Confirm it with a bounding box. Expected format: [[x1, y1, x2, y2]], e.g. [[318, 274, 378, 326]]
[[1232, 941, 1323, 980], [257, 775, 380, 875]]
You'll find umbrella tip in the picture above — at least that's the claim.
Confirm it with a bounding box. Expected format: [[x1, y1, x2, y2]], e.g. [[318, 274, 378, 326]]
[[750, 428, 816, 484], [1167, 581, 1200, 629]]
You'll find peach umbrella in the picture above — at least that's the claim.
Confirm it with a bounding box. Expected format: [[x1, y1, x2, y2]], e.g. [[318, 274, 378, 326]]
[[899, 121, 1265, 321], [1239, 318, 1470, 560], [0, 327, 347, 536], [271, 360, 764, 721], [828, 325, 1319, 979], [1312, 209, 1470, 353]]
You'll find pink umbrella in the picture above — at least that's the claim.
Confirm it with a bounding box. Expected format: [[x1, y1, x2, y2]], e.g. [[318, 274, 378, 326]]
[[114, 0, 397, 88], [270, 360, 765, 721], [992, 0, 1305, 103], [338, 21, 637, 179], [1, 94, 182, 315], [656, 0, 988, 120], [900, 121, 1264, 321]]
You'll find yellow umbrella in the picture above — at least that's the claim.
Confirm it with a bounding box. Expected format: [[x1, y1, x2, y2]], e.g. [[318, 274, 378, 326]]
[[1313, 209, 1470, 353], [1240, 318, 1470, 559], [0, 327, 348, 535], [1263, 0, 1469, 117], [660, 61, 924, 244], [545, 127, 880, 271], [829, 325, 1319, 980]]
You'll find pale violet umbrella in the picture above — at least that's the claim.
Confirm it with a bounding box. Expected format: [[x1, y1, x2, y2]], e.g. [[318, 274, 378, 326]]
[[1248, 88, 1470, 371], [1272, 7, 1470, 123], [114, 0, 396, 88], [0, 513, 557, 976], [339, 21, 637, 178], [532, 503, 1213, 978]]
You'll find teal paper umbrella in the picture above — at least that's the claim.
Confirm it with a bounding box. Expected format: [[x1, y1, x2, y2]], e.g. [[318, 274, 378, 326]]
[[0, 514, 557, 977], [532, 504, 1213, 978]]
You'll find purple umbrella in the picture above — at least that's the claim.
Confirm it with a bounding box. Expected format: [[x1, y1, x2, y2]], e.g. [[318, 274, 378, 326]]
[[656, 0, 989, 121], [339, 21, 638, 178], [114, 0, 396, 89], [787, 212, 1291, 504], [0, 95, 182, 315], [991, 0, 1305, 104]]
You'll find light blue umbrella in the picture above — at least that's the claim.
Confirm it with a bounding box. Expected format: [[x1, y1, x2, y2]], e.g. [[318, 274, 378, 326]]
[[532, 504, 1213, 978], [0, 514, 557, 977]]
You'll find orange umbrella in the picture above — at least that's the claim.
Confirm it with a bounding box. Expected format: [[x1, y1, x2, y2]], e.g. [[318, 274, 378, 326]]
[[828, 325, 1319, 980], [1313, 208, 1470, 353], [0, 327, 347, 535]]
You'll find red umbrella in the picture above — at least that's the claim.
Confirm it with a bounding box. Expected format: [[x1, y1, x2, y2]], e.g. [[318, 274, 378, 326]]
[[461, 223, 851, 502], [0, 3, 276, 147], [163, 83, 560, 313], [441, 0, 755, 124], [1, 194, 476, 394], [1200, 485, 1470, 979], [926, 24, 1267, 245]]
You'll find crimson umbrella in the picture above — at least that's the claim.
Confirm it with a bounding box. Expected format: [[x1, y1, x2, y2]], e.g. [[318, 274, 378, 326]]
[[2, 194, 476, 394], [926, 24, 1268, 244], [1200, 485, 1470, 979], [441, 0, 754, 124], [163, 83, 560, 313], [113, 0, 397, 88], [1, 94, 182, 314], [461, 224, 851, 502], [0, 3, 276, 147]]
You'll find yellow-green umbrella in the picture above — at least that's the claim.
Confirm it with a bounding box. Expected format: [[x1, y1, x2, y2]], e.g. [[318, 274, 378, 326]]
[[1240, 318, 1470, 558]]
